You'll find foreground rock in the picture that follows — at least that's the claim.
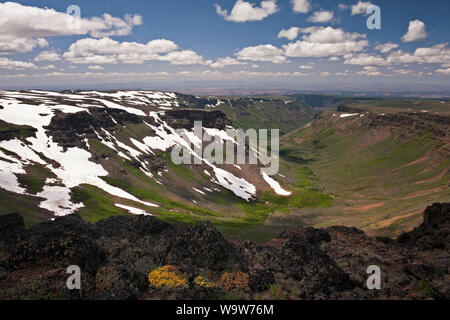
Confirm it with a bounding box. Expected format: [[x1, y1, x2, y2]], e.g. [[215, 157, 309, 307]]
[[0, 203, 448, 300]]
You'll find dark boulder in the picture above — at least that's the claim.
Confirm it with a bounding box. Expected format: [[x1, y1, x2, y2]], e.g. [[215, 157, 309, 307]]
[[6, 214, 104, 274], [95, 215, 173, 241], [164, 221, 243, 271], [423, 203, 450, 225], [248, 270, 275, 292], [0, 213, 25, 241], [94, 264, 148, 300], [278, 229, 355, 297], [397, 203, 449, 250]]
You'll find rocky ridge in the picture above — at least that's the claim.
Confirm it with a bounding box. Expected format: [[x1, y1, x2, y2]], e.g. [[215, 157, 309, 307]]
[[0, 203, 448, 300]]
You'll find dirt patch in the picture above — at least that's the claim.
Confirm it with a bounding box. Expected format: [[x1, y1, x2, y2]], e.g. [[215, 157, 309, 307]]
[[401, 186, 448, 200], [377, 210, 421, 228], [351, 202, 385, 212], [414, 168, 449, 185], [399, 150, 433, 169]]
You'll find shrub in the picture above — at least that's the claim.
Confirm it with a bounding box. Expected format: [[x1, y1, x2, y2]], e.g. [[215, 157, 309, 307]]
[[193, 275, 214, 288], [148, 266, 187, 288], [220, 271, 250, 292]]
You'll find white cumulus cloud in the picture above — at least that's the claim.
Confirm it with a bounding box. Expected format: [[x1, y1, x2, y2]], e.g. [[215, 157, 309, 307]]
[[375, 43, 399, 53], [159, 50, 205, 65], [0, 57, 37, 70], [387, 44, 450, 65], [40, 64, 57, 70], [436, 67, 450, 75], [344, 53, 387, 66], [215, 0, 278, 22], [209, 57, 247, 68], [307, 11, 334, 23], [88, 65, 104, 70], [283, 27, 368, 58], [278, 27, 300, 40], [357, 66, 381, 76], [235, 44, 286, 63], [34, 51, 61, 62], [63, 38, 189, 65], [0, 2, 142, 54], [351, 1, 373, 15], [401, 20, 428, 42], [291, 0, 311, 13]]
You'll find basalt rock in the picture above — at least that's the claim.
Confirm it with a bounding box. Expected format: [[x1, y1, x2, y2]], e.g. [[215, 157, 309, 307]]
[[0, 120, 37, 141], [45, 108, 143, 149], [337, 104, 366, 114], [248, 270, 275, 292], [423, 202, 450, 225], [94, 264, 148, 300], [397, 202, 450, 251], [163, 221, 243, 272], [1, 214, 104, 274], [94, 215, 174, 241], [0, 203, 448, 300], [0, 213, 25, 242], [163, 110, 231, 130], [367, 112, 450, 138]]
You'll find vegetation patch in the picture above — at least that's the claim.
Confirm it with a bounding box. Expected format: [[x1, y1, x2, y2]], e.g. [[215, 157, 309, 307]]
[[148, 266, 188, 288], [220, 271, 250, 292], [193, 275, 215, 288], [70, 185, 126, 223]]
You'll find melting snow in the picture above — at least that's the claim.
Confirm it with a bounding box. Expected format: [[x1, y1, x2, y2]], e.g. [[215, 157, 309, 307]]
[[115, 203, 152, 216], [261, 170, 291, 196], [0, 90, 260, 216], [340, 113, 359, 118], [144, 112, 256, 200], [0, 94, 158, 216], [0, 149, 27, 194], [192, 187, 206, 195], [91, 98, 146, 116], [213, 167, 255, 201], [37, 186, 84, 217]]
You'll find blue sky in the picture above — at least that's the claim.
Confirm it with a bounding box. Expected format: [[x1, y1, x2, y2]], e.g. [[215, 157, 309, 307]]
[[0, 0, 449, 92]]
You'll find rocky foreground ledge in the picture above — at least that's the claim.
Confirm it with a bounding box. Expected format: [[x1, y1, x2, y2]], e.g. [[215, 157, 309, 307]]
[[0, 203, 448, 300]]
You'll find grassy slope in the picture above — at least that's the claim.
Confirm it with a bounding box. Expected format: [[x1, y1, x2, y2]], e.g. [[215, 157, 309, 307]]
[[217, 97, 315, 135], [280, 107, 450, 237]]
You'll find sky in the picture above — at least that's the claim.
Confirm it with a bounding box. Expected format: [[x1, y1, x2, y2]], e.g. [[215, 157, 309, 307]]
[[0, 0, 449, 92]]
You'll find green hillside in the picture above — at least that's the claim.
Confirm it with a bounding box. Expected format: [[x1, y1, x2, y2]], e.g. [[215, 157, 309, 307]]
[[280, 106, 450, 237]]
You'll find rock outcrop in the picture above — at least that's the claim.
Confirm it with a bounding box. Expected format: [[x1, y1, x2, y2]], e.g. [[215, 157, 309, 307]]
[[0, 203, 448, 300]]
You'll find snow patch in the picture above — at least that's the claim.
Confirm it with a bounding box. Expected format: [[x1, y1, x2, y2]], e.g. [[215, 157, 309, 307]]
[[115, 203, 152, 216], [340, 113, 359, 118], [261, 170, 291, 196]]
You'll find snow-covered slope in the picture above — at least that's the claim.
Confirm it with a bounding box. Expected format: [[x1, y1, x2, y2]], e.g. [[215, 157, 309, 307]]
[[0, 90, 290, 220]]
